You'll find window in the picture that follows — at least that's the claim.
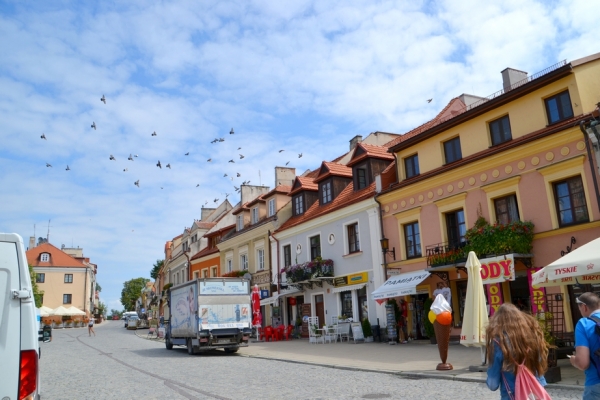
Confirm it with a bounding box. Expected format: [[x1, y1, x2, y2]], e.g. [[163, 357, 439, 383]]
[[347, 223, 360, 253], [445, 210, 466, 248], [36, 273, 45, 283], [294, 195, 304, 215], [404, 154, 420, 179], [356, 167, 368, 190], [489, 115, 512, 146], [237, 215, 244, 231], [553, 176, 589, 227], [252, 207, 259, 224], [40, 253, 49, 262], [443, 137, 462, 164], [240, 254, 248, 271], [404, 222, 421, 259], [283, 245, 292, 267], [257, 248, 264, 270], [191, 234, 197, 243], [268, 199, 276, 217], [63, 294, 72, 304], [545, 90, 573, 125], [226, 259, 233, 273], [340, 291, 353, 319], [194, 271, 199, 279], [182, 241, 188, 252], [212, 267, 217, 277], [310, 235, 321, 260], [64, 274, 73, 283], [494, 194, 520, 225], [203, 270, 208, 278], [321, 181, 332, 204]]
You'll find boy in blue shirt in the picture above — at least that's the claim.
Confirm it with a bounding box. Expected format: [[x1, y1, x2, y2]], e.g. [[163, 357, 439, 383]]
[[570, 292, 600, 399]]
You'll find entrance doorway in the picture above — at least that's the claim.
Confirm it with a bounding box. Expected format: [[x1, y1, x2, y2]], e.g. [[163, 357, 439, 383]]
[[315, 294, 325, 327], [413, 294, 428, 339]]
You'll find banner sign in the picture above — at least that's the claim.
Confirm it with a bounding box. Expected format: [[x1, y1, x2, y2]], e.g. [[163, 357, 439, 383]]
[[480, 254, 515, 284], [528, 268, 547, 315], [334, 272, 368, 287], [198, 280, 249, 295], [486, 282, 504, 316]]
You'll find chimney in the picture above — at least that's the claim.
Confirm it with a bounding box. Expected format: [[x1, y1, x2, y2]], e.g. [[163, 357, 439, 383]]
[[29, 236, 35, 249], [200, 207, 215, 221], [349, 135, 363, 151], [501, 68, 528, 92], [275, 167, 296, 187]]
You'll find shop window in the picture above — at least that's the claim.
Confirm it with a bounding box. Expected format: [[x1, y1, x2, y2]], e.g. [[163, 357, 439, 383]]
[[64, 274, 73, 283], [347, 223, 360, 253], [553, 176, 589, 227], [545, 90, 573, 125], [310, 235, 321, 260], [36, 273, 45, 283], [404, 154, 420, 179], [340, 291, 353, 319], [404, 221, 421, 259], [445, 210, 466, 248], [489, 115, 512, 146], [63, 294, 72, 304], [443, 137, 462, 164], [494, 194, 520, 225], [358, 287, 368, 322]]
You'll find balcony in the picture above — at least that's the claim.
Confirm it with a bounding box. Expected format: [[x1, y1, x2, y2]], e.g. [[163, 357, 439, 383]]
[[282, 258, 334, 288], [426, 241, 468, 268]]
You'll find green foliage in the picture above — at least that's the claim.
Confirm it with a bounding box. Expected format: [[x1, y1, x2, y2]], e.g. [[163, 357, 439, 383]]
[[110, 309, 123, 318], [163, 283, 173, 291], [95, 282, 102, 292], [28, 264, 44, 308], [362, 318, 373, 337], [222, 269, 248, 277], [120, 277, 150, 310], [535, 312, 556, 345], [423, 298, 435, 338], [465, 218, 534, 256], [97, 301, 107, 316], [151, 259, 164, 280]]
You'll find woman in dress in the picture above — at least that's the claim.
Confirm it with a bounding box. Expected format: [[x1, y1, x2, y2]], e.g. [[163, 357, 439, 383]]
[[486, 303, 548, 399]]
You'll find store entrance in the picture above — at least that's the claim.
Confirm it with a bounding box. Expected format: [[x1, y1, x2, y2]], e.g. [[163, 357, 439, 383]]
[[413, 294, 428, 339], [509, 275, 531, 312]]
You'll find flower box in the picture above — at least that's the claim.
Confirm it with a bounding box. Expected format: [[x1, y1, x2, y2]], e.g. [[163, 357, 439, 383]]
[[282, 258, 334, 284]]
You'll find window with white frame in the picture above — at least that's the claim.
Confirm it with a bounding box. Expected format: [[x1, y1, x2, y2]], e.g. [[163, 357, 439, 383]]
[[226, 259, 233, 273], [203, 269, 208, 278], [212, 267, 217, 277], [252, 207, 259, 224], [237, 215, 244, 231], [268, 199, 276, 217], [194, 271, 199, 279], [40, 253, 50, 262], [310, 235, 321, 260], [240, 254, 248, 271], [347, 223, 360, 253], [257, 248, 265, 270], [64, 274, 73, 283], [63, 294, 72, 304], [36, 273, 45, 283]]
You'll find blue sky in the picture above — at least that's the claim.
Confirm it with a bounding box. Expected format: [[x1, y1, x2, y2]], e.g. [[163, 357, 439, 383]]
[[0, 0, 596, 312]]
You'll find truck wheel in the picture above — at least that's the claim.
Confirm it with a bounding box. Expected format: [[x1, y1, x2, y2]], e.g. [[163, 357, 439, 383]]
[[187, 338, 194, 355], [165, 334, 173, 350], [224, 347, 239, 354]]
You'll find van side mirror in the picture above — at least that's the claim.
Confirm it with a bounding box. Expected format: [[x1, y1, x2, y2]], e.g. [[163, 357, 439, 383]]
[[39, 326, 52, 343]]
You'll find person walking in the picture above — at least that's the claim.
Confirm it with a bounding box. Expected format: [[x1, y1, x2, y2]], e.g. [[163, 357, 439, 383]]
[[485, 303, 548, 399], [570, 292, 600, 399], [88, 317, 96, 337]]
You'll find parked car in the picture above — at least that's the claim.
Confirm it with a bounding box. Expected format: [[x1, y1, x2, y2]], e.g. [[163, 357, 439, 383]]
[[112, 315, 120, 320], [126, 315, 139, 330]]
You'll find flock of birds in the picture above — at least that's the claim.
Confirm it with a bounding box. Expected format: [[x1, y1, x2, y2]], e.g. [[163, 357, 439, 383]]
[[41, 94, 306, 205]]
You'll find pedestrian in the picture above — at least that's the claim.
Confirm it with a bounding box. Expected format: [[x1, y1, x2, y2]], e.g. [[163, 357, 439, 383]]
[[88, 317, 96, 337], [569, 292, 600, 399], [485, 303, 548, 399]]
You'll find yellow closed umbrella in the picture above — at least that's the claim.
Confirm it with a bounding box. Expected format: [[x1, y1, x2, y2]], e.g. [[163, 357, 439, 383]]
[[460, 251, 489, 363]]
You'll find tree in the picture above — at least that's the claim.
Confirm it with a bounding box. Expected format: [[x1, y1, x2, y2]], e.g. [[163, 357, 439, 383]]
[[29, 264, 44, 308], [96, 282, 102, 292], [150, 259, 164, 280], [110, 309, 123, 318], [120, 277, 149, 311], [97, 301, 107, 317]]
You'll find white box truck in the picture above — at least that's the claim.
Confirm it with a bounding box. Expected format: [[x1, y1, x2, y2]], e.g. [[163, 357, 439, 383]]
[[165, 278, 251, 354]]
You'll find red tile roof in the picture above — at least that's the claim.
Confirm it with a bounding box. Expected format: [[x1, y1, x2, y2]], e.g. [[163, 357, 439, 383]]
[[26, 243, 87, 268], [263, 185, 292, 199], [289, 176, 318, 195], [314, 162, 353, 183], [191, 246, 219, 260], [347, 143, 395, 167], [247, 195, 267, 207], [193, 221, 216, 230]]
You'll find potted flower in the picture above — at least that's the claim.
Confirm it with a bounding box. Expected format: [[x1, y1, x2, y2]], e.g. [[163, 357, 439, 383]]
[[423, 298, 436, 344], [362, 318, 373, 342]]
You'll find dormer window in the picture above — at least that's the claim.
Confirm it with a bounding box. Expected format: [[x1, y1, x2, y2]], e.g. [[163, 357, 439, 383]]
[[40, 253, 50, 262], [356, 166, 368, 190], [293, 195, 304, 216], [268, 199, 276, 217], [321, 180, 332, 204], [237, 215, 244, 231], [252, 207, 259, 224]]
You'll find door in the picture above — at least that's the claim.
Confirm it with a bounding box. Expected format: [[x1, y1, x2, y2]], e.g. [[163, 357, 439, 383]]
[[315, 295, 325, 327]]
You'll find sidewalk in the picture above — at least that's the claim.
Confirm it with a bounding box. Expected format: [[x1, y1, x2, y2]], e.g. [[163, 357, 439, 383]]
[[137, 331, 583, 392]]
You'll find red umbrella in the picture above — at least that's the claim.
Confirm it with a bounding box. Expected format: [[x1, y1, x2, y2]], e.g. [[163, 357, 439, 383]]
[[252, 285, 262, 328]]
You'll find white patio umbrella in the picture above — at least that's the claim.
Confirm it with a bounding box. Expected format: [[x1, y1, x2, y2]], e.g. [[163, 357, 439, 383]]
[[460, 251, 489, 364], [532, 237, 600, 287], [52, 306, 73, 316], [39, 306, 54, 317], [65, 306, 86, 316]]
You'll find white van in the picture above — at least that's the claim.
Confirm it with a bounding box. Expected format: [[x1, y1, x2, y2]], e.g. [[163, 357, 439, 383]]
[[0, 233, 49, 400]]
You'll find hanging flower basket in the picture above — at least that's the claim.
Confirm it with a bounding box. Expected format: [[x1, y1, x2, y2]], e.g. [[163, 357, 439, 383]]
[[282, 258, 334, 283]]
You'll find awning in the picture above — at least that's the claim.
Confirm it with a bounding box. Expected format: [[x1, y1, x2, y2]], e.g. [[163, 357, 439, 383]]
[[371, 270, 431, 300], [260, 288, 301, 306], [331, 283, 366, 293]]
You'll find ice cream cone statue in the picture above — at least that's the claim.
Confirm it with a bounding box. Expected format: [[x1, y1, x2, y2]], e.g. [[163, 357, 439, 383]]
[[428, 293, 453, 370]]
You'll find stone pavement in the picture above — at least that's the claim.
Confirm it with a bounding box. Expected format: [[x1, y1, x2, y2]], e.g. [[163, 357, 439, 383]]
[[140, 331, 584, 393]]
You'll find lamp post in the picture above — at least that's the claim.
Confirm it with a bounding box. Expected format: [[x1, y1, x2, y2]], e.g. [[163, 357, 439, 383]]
[[380, 237, 396, 280]]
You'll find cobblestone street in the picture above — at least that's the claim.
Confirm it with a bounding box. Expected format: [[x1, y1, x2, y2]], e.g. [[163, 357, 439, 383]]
[[38, 321, 582, 399]]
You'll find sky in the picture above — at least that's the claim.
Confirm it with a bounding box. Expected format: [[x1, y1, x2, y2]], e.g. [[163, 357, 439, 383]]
[[0, 0, 597, 312]]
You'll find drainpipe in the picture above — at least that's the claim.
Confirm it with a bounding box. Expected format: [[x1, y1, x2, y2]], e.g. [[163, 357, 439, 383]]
[[269, 230, 281, 294], [579, 119, 600, 213], [83, 265, 88, 315], [184, 249, 191, 281]]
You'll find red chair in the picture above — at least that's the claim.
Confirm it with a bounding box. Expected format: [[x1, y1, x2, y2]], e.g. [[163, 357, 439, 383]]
[[258, 327, 265, 341], [265, 326, 276, 342], [284, 325, 293, 340], [276, 325, 285, 341]]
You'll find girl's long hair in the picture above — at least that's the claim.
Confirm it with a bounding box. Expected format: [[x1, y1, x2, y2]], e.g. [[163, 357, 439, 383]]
[[485, 303, 548, 375]]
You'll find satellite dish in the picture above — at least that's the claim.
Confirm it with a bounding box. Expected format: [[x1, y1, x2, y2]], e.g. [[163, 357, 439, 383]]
[[243, 273, 251, 281]]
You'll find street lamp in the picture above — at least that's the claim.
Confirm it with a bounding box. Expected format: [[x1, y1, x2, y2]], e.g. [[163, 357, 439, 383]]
[[380, 237, 396, 261]]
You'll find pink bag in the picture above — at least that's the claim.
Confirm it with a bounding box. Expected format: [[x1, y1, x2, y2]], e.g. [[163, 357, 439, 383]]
[[514, 362, 551, 400]]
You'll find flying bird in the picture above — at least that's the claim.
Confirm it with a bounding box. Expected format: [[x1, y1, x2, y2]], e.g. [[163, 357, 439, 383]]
[[204, 200, 208, 205], [298, 153, 302, 158], [223, 173, 228, 177], [207, 158, 212, 162], [196, 184, 200, 187], [161, 187, 163, 189], [41, 133, 46, 140], [128, 154, 134, 161], [91, 122, 96, 130], [230, 128, 234, 135], [239, 154, 244, 159], [218, 138, 225, 142], [214, 198, 219, 203], [134, 154, 138, 157], [166, 163, 171, 169], [185, 152, 189, 156], [285, 161, 290, 165], [46, 163, 52, 167], [156, 160, 161, 168], [427, 98, 433, 103], [279, 149, 284, 153], [237, 147, 242, 150], [100, 94, 106, 104], [234, 186, 239, 191], [211, 139, 218, 143], [65, 165, 70, 171], [134, 180, 139, 187], [236, 173, 241, 177], [123, 168, 128, 172], [109, 155, 115, 160], [152, 131, 157, 136], [229, 159, 235, 163]]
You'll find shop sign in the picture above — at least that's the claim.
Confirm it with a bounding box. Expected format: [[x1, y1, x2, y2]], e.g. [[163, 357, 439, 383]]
[[334, 272, 368, 287], [528, 268, 547, 315], [288, 297, 297, 305], [480, 254, 515, 284], [260, 289, 269, 299], [486, 282, 504, 316]]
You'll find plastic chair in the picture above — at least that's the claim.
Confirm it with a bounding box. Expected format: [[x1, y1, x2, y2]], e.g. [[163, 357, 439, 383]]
[[264, 326, 274, 342], [276, 325, 285, 341], [284, 325, 294, 340], [258, 327, 266, 341], [308, 317, 324, 344]]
